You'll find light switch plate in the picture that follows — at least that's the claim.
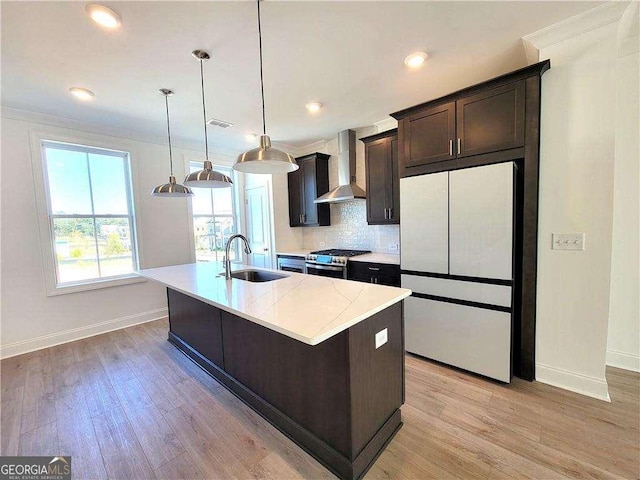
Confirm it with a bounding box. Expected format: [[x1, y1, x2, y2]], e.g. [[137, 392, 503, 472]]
[[388, 243, 399, 251], [375, 328, 388, 349], [552, 233, 585, 251]]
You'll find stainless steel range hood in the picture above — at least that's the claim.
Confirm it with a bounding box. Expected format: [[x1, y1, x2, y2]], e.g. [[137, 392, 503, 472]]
[[314, 129, 366, 204]]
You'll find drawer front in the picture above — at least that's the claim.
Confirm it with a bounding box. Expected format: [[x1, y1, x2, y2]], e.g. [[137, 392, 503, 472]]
[[349, 261, 400, 279], [404, 296, 511, 382]]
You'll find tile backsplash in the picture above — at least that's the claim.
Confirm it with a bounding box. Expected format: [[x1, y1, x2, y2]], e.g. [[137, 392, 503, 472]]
[[302, 201, 400, 253]]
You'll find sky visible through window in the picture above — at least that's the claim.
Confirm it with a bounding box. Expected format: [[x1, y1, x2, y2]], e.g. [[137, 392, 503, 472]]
[[46, 148, 128, 215]]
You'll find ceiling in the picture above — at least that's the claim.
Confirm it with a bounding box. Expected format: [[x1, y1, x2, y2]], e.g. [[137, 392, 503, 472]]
[[1, 1, 601, 152]]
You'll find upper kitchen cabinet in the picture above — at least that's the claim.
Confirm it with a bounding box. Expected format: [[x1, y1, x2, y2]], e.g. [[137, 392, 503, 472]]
[[403, 102, 456, 168], [456, 82, 525, 158], [361, 129, 400, 225], [288, 153, 331, 227], [391, 62, 548, 178]]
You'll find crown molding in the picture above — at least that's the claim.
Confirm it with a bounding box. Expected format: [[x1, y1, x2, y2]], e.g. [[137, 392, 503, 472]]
[[523, 1, 628, 52], [374, 117, 398, 133]]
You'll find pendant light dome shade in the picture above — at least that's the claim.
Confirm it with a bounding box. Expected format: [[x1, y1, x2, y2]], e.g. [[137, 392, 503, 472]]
[[152, 89, 194, 198], [233, 1, 297, 174], [234, 135, 297, 173], [152, 175, 194, 197], [184, 50, 233, 188], [184, 160, 234, 187]]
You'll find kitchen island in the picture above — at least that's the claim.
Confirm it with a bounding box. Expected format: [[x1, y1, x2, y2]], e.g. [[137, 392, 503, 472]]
[[138, 262, 411, 480]]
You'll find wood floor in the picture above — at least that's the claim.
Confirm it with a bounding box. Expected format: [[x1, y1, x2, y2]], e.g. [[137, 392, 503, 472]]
[[1, 318, 638, 480]]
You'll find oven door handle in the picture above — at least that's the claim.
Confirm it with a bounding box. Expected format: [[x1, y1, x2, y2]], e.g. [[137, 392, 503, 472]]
[[305, 263, 344, 272]]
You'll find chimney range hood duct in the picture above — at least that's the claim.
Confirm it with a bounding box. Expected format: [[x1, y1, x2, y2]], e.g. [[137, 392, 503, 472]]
[[314, 129, 366, 204]]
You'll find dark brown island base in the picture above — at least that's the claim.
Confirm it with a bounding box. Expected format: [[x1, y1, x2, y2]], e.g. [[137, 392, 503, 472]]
[[166, 288, 405, 480]]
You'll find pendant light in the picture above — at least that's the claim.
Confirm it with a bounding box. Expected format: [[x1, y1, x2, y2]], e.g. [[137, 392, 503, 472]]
[[233, 0, 298, 174], [183, 50, 233, 188], [151, 89, 194, 197]]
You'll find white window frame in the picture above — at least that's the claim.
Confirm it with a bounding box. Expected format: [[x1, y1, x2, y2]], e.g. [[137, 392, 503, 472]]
[[185, 160, 244, 264], [30, 130, 145, 296]]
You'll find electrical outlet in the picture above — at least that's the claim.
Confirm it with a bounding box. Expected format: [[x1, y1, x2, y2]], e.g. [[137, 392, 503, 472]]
[[375, 328, 388, 349], [319, 241, 326, 247], [388, 243, 399, 252], [552, 233, 585, 251]]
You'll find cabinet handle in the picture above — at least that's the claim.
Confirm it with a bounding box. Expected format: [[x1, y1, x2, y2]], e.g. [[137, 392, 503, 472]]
[[457, 138, 461, 154], [368, 267, 380, 271], [449, 139, 453, 156], [383, 208, 388, 220], [389, 207, 393, 219]]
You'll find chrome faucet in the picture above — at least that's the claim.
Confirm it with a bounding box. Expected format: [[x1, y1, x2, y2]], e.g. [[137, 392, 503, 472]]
[[224, 234, 252, 280]]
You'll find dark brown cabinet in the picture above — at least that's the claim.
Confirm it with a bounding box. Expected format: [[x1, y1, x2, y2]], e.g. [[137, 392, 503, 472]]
[[393, 80, 525, 177], [288, 153, 330, 227], [404, 102, 456, 167], [361, 130, 399, 225], [457, 81, 525, 158], [348, 261, 400, 287], [167, 289, 224, 368]]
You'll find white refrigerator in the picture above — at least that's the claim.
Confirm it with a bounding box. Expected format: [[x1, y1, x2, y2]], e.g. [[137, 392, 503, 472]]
[[400, 162, 515, 382]]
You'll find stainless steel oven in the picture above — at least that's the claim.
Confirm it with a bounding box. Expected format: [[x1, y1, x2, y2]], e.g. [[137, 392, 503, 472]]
[[304, 261, 347, 279]]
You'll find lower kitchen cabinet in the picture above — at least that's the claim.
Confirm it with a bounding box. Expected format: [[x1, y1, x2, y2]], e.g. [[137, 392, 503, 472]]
[[167, 289, 224, 367], [348, 262, 400, 287]]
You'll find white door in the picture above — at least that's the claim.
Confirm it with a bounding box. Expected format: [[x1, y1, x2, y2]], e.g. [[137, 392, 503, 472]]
[[400, 171, 449, 273], [449, 162, 514, 280], [245, 184, 272, 268]]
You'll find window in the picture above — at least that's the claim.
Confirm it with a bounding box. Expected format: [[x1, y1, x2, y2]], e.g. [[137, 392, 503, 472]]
[[189, 163, 239, 262], [41, 140, 138, 287]]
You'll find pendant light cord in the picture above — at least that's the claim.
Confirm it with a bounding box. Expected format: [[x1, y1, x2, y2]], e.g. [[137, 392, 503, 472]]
[[164, 94, 174, 176], [199, 59, 209, 161], [257, 0, 266, 136]]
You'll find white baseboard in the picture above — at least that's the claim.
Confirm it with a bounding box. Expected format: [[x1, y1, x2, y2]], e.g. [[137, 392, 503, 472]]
[[0, 308, 168, 359], [606, 349, 640, 372], [536, 363, 611, 402]]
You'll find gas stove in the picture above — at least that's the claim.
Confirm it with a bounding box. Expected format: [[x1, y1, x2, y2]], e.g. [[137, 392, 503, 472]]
[[306, 249, 371, 266]]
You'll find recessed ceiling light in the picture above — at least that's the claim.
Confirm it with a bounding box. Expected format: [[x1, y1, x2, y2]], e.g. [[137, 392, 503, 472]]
[[305, 102, 322, 113], [86, 4, 122, 29], [404, 51, 429, 68], [69, 87, 95, 101], [244, 133, 258, 142]]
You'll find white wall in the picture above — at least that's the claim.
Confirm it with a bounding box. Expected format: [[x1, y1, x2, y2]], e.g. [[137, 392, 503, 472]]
[[0, 109, 233, 358], [607, 3, 640, 372], [534, 18, 623, 400]]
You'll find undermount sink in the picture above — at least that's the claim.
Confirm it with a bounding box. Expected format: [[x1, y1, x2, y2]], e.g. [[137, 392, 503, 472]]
[[230, 269, 288, 283]]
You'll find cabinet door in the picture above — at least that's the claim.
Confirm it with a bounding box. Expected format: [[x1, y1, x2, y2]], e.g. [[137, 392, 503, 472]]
[[400, 172, 449, 273], [404, 296, 511, 382], [365, 138, 390, 224], [300, 158, 318, 225], [288, 169, 302, 227], [456, 81, 525, 158], [404, 102, 455, 167], [449, 162, 514, 280], [388, 137, 400, 223]]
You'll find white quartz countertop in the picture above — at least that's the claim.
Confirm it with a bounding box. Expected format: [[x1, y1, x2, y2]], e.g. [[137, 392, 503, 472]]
[[349, 253, 400, 265], [138, 262, 411, 346], [275, 250, 310, 258]]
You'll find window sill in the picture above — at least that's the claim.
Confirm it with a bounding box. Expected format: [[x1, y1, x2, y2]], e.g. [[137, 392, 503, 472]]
[[46, 274, 147, 297]]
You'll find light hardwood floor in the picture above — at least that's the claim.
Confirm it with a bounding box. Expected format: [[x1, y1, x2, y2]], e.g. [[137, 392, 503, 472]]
[[1, 318, 638, 479]]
